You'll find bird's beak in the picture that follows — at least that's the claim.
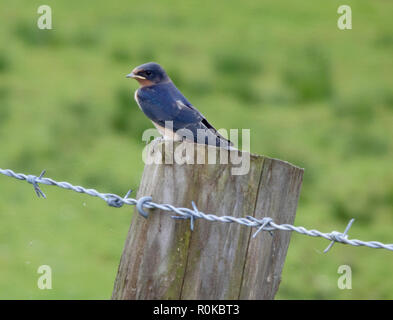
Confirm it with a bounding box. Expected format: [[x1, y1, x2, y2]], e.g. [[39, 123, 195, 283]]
[[126, 72, 146, 80]]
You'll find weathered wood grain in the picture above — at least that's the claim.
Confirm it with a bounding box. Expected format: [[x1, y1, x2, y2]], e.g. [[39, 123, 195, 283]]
[[239, 158, 304, 299], [112, 140, 303, 300]]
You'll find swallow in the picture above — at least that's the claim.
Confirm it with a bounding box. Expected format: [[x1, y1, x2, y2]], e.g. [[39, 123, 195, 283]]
[[126, 62, 233, 148]]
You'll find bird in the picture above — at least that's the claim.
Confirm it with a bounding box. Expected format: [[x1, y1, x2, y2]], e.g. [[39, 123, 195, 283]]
[[126, 62, 233, 148]]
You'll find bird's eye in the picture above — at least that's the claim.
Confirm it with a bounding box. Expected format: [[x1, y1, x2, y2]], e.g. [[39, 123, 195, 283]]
[[145, 70, 152, 76]]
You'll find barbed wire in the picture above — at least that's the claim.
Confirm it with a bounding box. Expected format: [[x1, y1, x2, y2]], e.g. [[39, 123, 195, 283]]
[[1, 167, 393, 253]]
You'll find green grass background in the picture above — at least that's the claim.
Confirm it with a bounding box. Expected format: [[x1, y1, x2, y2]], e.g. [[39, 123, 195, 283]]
[[0, 0, 392, 299]]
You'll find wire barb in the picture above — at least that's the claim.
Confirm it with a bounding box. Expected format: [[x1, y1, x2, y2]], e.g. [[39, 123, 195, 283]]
[[106, 189, 133, 208], [250, 217, 274, 238], [26, 170, 47, 199], [1, 167, 393, 252], [324, 218, 355, 253], [171, 201, 200, 231]]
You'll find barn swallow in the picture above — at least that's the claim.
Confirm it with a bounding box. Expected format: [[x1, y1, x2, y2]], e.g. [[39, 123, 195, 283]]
[[126, 62, 233, 148]]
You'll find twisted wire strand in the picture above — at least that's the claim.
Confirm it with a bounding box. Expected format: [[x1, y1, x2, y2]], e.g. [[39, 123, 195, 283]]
[[1, 167, 392, 252]]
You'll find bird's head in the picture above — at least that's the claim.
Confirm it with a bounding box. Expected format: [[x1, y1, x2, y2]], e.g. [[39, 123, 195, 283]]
[[126, 62, 169, 86]]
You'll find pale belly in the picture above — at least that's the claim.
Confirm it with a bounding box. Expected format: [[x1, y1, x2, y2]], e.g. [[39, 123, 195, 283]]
[[135, 89, 182, 141], [152, 121, 183, 141]]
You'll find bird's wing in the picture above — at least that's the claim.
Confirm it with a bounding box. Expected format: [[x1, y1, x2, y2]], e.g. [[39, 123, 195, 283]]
[[136, 83, 233, 147], [175, 100, 234, 147]]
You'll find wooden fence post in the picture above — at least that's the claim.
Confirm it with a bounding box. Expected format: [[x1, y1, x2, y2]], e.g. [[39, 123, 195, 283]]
[[112, 140, 303, 300]]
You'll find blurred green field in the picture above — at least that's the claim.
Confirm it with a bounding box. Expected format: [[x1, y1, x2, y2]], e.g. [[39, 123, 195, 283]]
[[0, 0, 392, 299]]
